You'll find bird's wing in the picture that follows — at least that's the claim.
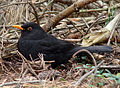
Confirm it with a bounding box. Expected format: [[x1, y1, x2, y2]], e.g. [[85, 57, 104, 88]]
[[22, 39, 74, 54]]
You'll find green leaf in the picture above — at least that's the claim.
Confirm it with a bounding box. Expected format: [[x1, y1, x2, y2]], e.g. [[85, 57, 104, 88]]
[[89, 84, 97, 88], [77, 63, 83, 65], [110, 77, 116, 80], [61, 78, 66, 81], [85, 69, 89, 72], [86, 64, 91, 66], [81, 56, 87, 59], [75, 57, 81, 60], [95, 70, 103, 74], [96, 70, 101, 74], [105, 69, 111, 74], [99, 69, 104, 73], [90, 66, 95, 69], [83, 65, 89, 68], [111, 74, 120, 80], [117, 73, 120, 77], [102, 73, 112, 77], [116, 79, 120, 84], [98, 82, 104, 86], [95, 74, 102, 77], [75, 67, 81, 69]]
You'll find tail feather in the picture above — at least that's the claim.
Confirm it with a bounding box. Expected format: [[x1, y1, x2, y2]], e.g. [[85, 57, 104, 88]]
[[70, 46, 113, 54]]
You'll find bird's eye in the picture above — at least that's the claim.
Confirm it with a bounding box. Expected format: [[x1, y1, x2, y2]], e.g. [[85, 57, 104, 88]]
[[27, 27, 32, 31]]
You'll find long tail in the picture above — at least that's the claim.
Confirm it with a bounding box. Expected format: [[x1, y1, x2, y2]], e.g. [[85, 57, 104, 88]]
[[69, 46, 113, 54]]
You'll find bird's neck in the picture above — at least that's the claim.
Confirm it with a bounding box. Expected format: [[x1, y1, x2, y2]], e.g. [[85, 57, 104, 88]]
[[21, 30, 46, 40]]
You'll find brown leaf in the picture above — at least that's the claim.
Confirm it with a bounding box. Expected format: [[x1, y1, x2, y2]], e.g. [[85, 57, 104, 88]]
[[82, 13, 120, 46]]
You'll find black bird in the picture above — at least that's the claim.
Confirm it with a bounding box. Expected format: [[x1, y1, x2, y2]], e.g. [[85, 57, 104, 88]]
[[12, 22, 113, 68]]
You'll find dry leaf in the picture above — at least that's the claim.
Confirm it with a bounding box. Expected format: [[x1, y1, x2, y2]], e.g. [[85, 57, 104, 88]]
[[93, 53, 104, 60], [112, 59, 120, 65], [82, 13, 120, 46], [32, 0, 37, 3]]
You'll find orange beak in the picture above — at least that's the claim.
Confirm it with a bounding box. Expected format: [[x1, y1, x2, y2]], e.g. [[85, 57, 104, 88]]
[[12, 25, 24, 30]]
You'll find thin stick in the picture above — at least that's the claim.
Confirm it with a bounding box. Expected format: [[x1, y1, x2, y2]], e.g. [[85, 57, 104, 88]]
[[0, 80, 45, 87], [63, 39, 82, 42], [100, 65, 120, 69], [17, 51, 40, 80], [29, 2, 40, 25]]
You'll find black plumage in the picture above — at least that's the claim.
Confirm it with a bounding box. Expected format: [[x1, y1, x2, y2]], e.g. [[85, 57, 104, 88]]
[[13, 22, 113, 68]]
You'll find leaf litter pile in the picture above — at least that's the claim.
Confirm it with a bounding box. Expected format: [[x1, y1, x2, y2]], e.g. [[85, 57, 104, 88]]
[[0, 0, 120, 88]]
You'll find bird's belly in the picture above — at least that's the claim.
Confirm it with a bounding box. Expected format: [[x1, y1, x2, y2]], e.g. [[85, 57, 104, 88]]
[[19, 48, 61, 61], [18, 43, 72, 62]]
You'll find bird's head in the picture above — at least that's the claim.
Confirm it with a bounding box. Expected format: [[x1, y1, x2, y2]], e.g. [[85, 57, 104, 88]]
[[12, 22, 44, 32], [12, 22, 45, 39]]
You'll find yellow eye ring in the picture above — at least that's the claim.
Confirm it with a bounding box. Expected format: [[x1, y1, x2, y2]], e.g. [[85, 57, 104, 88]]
[[27, 27, 32, 31]]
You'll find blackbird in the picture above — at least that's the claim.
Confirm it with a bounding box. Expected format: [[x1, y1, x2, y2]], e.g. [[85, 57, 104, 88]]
[[12, 22, 113, 68]]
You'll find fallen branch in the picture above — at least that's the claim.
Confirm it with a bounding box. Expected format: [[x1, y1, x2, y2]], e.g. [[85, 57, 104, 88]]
[[42, 0, 97, 32]]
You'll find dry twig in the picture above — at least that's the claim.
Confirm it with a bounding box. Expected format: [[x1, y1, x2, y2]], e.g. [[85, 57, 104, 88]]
[[0, 80, 45, 87]]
